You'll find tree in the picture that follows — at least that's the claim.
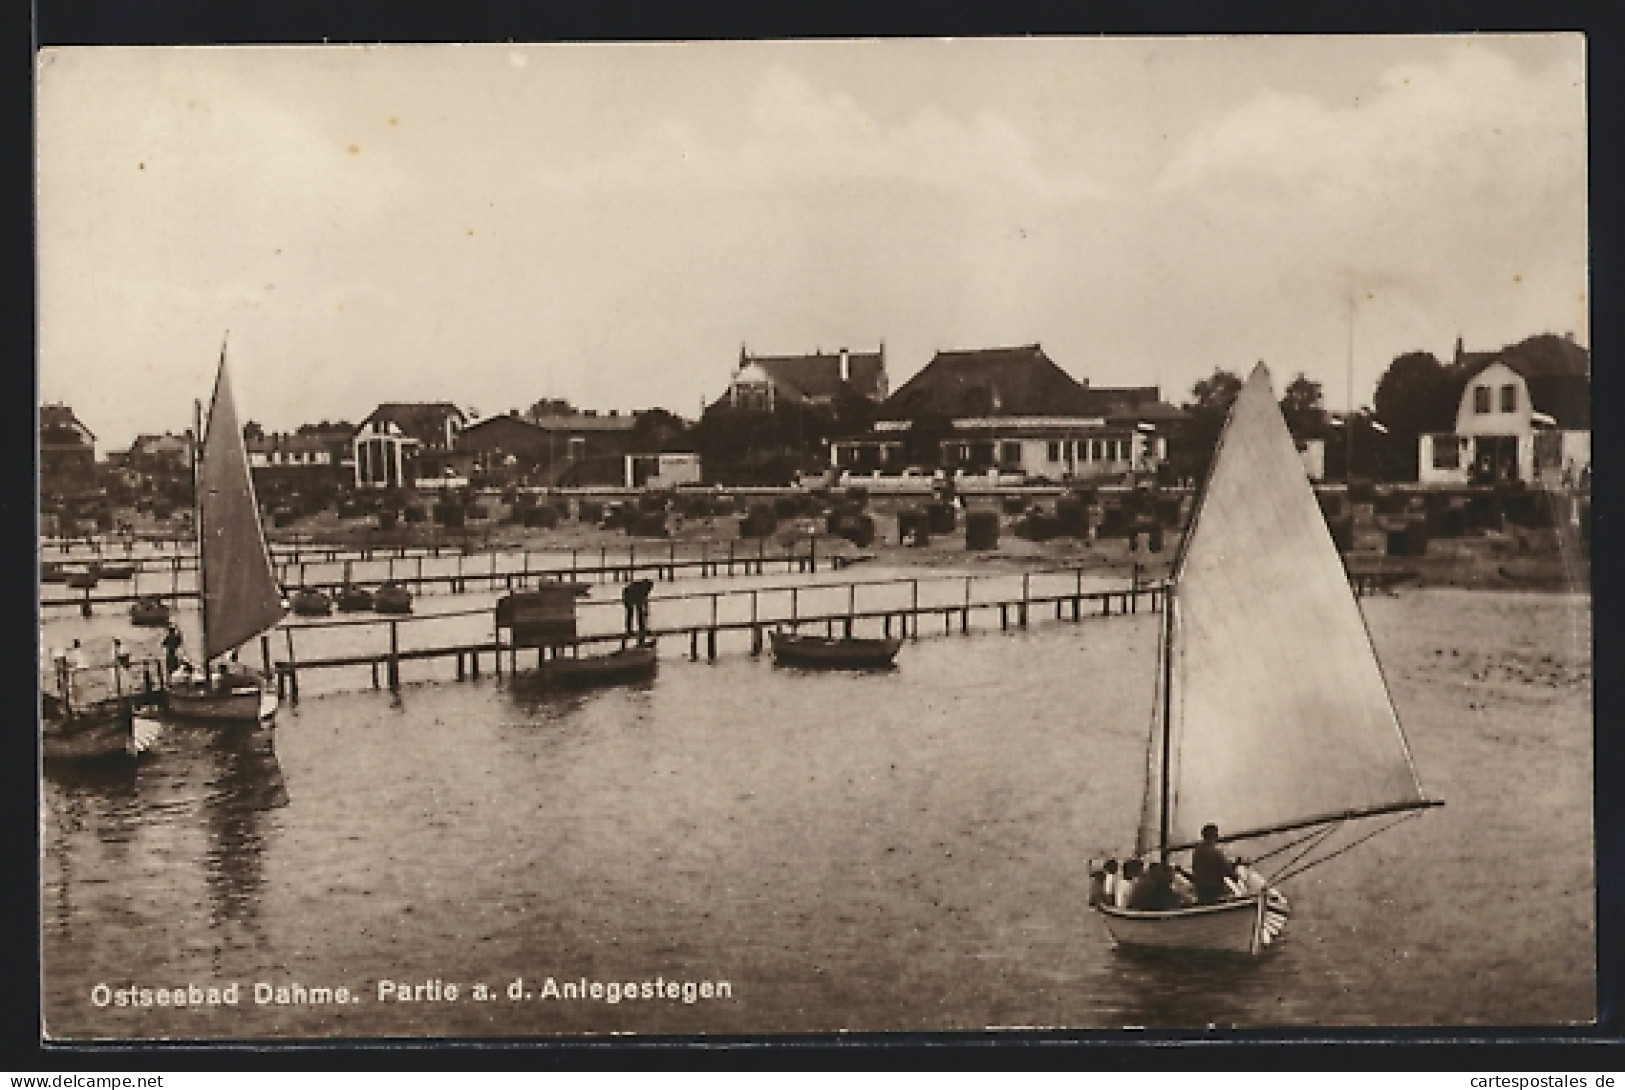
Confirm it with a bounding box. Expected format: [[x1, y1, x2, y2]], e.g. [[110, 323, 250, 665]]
[[1173, 368, 1244, 483], [1372, 351, 1454, 481], [1190, 369, 1243, 414], [1279, 373, 1327, 437], [527, 397, 575, 420], [628, 408, 690, 453], [903, 410, 953, 468]]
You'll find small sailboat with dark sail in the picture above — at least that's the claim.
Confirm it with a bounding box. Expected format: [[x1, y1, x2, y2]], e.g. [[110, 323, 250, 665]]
[[166, 343, 287, 723], [1095, 364, 1441, 955]]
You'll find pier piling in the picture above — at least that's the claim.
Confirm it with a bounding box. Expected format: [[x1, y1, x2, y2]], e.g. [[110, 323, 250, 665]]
[[388, 621, 400, 692]]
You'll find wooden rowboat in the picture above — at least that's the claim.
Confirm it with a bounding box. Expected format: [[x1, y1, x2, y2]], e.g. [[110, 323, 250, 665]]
[[129, 595, 172, 627], [290, 588, 332, 616], [522, 644, 658, 689], [165, 669, 279, 722], [769, 632, 902, 669], [374, 581, 414, 614], [336, 585, 375, 612], [41, 661, 166, 765], [43, 703, 163, 765]]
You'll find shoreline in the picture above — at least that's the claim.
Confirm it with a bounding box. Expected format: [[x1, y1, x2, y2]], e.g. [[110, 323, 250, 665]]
[[50, 498, 1591, 596]]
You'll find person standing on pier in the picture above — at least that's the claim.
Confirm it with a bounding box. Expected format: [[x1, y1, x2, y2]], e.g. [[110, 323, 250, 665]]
[[622, 578, 654, 646], [163, 624, 185, 675]]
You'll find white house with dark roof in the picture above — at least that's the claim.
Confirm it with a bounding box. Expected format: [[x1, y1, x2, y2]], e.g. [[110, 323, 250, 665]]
[[1418, 334, 1590, 487], [352, 402, 467, 489]]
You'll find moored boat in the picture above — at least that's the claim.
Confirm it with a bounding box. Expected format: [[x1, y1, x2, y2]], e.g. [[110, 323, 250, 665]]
[[1093, 364, 1441, 957], [165, 665, 280, 722], [290, 587, 333, 616], [536, 577, 593, 597], [769, 631, 902, 669], [336, 584, 375, 612], [41, 560, 68, 584], [529, 644, 658, 688], [41, 659, 165, 765], [165, 342, 287, 725], [64, 568, 98, 590], [373, 581, 413, 614], [43, 705, 164, 765], [130, 595, 172, 627], [93, 561, 136, 580]]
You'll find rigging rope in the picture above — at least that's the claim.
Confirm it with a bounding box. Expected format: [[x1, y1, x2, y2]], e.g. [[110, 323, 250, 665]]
[[1244, 823, 1337, 866], [1273, 811, 1423, 885], [1265, 821, 1341, 886]]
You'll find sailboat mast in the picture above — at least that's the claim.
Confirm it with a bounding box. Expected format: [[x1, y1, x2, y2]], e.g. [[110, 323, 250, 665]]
[[193, 393, 206, 663], [1157, 586, 1174, 863]]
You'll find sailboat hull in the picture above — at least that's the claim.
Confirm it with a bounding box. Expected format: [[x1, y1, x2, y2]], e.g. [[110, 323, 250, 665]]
[[1096, 893, 1285, 956], [165, 683, 278, 724]]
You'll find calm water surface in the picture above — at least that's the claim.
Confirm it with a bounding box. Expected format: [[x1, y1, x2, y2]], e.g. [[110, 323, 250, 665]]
[[41, 578, 1593, 1037]]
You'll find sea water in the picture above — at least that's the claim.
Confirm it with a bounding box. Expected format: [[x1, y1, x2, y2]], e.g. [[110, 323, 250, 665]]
[[40, 582, 1594, 1036]]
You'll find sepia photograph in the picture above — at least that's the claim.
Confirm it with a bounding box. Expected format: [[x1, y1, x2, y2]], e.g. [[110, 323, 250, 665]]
[[35, 35, 1592, 1039]]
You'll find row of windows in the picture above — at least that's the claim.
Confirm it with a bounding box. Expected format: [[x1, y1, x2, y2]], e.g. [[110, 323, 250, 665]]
[[1472, 383, 1519, 414], [252, 451, 331, 466], [1044, 439, 1133, 463]]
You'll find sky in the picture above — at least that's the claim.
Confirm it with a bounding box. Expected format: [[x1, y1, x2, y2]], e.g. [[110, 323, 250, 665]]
[[36, 36, 1587, 451]]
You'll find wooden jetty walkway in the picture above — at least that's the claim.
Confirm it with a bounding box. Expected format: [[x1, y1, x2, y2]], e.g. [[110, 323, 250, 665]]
[[41, 537, 835, 611], [268, 568, 1164, 702]]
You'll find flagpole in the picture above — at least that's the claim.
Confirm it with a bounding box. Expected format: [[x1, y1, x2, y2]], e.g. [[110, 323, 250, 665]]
[[1346, 293, 1356, 484]]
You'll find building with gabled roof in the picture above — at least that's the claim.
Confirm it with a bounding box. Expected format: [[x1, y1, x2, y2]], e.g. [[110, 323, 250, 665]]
[[834, 344, 1178, 483], [877, 344, 1093, 421], [353, 401, 468, 489], [459, 408, 639, 486], [1419, 333, 1590, 487], [40, 403, 98, 493], [723, 344, 888, 411]]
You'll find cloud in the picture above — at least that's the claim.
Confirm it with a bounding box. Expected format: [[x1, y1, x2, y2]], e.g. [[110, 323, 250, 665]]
[[1135, 41, 1585, 373], [536, 67, 1102, 203], [1155, 45, 1583, 237]]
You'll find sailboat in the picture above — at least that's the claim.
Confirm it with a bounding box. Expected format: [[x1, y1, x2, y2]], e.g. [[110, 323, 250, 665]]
[[1095, 364, 1441, 956], [165, 343, 287, 723]]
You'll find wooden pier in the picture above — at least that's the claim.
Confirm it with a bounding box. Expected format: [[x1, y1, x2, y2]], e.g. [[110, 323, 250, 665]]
[[268, 570, 1164, 701], [42, 537, 830, 612]]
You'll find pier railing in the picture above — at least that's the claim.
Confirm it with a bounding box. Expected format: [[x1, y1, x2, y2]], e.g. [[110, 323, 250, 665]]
[[41, 536, 841, 611], [267, 566, 1164, 701]]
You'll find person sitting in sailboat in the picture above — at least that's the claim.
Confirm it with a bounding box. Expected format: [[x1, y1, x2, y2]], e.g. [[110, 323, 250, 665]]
[[1126, 861, 1187, 913], [1191, 823, 1238, 905], [1096, 859, 1121, 907], [1087, 861, 1109, 908], [1114, 857, 1144, 908]]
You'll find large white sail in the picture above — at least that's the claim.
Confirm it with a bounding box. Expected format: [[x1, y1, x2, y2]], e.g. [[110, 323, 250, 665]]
[[198, 356, 286, 662], [1138, 364, 1427, 853]]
